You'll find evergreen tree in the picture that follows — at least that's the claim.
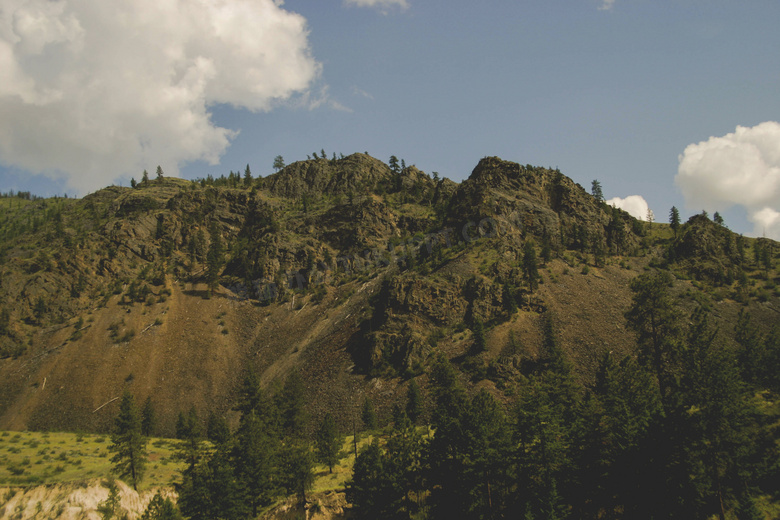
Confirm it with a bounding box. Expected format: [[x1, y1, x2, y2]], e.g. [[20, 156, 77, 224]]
[[130, 177, 137, 188], [405, 378, 423, 425], [109, 390, 147, 490], [279, 442, 314, 504], [273, 155, 285, 171], [669, 206, 681, 234], [713, 211, 724, 226], [141, 397, 156, 437], [206, 413, 231, 445], [243, 164, 252, 185], [140, 492, 182, 520], [624, 270, 682, 398], [97, 479, 124, 520], [276, 372, 308, 437], [234, 410, 278, 515], [523, 241, 539, 292], [471, 317, 487, 353], [346, 441, 394, 518], [389, 155, 400, 174], [591, 180, 604, 202], [361, 397, 378, 430], [735, 309, 765, 385], [142, 170, 149, 183], [315, 413, 341, 473], [156, 166, 164, 181]]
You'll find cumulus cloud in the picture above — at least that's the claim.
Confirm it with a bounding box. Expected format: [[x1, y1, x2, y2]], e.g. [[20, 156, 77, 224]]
[[343, 0, 409, 11], [607, 195, 651, 221], [0, 0, 321, 193], [676, 121, 780, 239]]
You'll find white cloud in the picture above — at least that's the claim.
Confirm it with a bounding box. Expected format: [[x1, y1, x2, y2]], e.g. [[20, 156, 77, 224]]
[[607, 195, 651, 221], [676, 121, 780, 239], [343, 0, 409, 12], [0, 0, 321, 193], [598, 0, 617, 11]]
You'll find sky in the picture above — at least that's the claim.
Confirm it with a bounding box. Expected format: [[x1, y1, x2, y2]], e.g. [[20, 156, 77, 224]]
[[1, 0, 779, 238]]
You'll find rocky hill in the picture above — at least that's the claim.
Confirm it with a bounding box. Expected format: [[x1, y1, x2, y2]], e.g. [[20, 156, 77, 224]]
[[0, 153, 778, 435]]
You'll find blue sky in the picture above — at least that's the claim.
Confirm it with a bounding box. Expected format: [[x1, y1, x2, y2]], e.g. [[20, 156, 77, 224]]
[[1, 0, 779, 236]]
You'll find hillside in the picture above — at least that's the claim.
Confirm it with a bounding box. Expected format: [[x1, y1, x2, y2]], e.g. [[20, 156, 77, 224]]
[[0, 153, 778, 436]]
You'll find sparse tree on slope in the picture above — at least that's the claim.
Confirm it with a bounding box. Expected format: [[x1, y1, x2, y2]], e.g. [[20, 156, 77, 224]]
[[141, 397, 156, 437], [109, 390, 147, 490], [273, 155, 285, 172], [361, 396, 378, 430], [591, 180, 604, 202], [315, 412, 341, 473], [669, 206, 681, 235]]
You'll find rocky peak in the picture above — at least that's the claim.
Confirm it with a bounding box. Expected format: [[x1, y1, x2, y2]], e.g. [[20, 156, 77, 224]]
[[265, 153, 394, 199]]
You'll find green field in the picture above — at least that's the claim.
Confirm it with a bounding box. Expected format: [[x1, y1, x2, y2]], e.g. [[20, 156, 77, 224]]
[[0, 430, 184, 490]]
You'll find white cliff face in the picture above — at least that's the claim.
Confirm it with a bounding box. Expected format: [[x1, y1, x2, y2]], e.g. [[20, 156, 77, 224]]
[[0, 480, 176, 520]]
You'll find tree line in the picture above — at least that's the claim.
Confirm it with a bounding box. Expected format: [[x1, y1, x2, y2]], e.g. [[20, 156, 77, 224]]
[[107, 271, 778, 520]]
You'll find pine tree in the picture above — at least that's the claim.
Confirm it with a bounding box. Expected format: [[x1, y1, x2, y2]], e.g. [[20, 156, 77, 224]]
[[156, 166, 164, 181], [273, 155, 285, 171], [279, 442, 314, 504], [140, 492, 182, 520], [389, 155, 400, 174], [276, 372, 308, 437], [346, 441, 393, 518], [669, 206, 681, 234], [315, 413, 340, 473], [591, 180, 604, 202], [141, 397, 156, 437], [471, 318, 487, 353], [625, 270, 682, 398], [206, 413, 231, 445], [234, 410, 278, 515], [361, 396, 378, 430], [109, 390, 147, 490], [523, 241, 539, 292], [244, 164, 252, 185], [142, 170, 149, 183], [405, 378, 423, 425]]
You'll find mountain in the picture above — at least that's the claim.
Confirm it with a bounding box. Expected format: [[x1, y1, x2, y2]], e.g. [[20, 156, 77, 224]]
[[0, 153, 778, 436]]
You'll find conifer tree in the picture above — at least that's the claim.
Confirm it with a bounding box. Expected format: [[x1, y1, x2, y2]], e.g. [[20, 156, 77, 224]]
[[279, 442, 314, 504], [471, 318, 487, 353], [276, 372, 308, 437], [140, 492, 182, 520], [156, 166, 164, 181], [405, 379, 423, 425], [141, 397, 156, 437], [360, 396, 378, 430], [234, 410, 277, 515], [142, 170, 149, 183], [523, 241, 539, 292], [669, 206, 681, 234], [315, 413, 340, 473], [109, 390, 147, 490], [591, 179, 604, 202], [273, 155, 285, 171], [625, 270, 681, 398], [346, 441, 393, 518]]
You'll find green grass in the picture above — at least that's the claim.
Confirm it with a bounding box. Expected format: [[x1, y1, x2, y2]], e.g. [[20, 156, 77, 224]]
[[0, 431, 184, 490]]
